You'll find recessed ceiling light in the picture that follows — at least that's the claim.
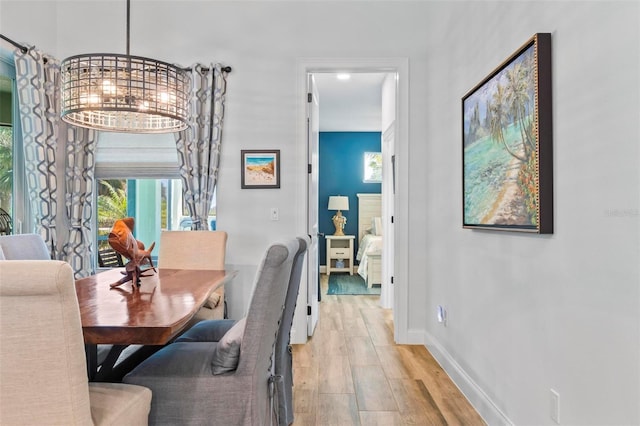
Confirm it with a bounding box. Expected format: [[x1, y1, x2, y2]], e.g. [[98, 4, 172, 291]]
[[336, 73, 351, 81]]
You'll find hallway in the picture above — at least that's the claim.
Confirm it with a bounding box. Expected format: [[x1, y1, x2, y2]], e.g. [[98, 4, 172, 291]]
[[291, 275, 485, 425]]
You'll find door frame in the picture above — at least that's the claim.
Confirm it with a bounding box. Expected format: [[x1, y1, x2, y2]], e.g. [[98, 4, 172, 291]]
[[306, 73, 320, 337], [294, 57, 412, 344]]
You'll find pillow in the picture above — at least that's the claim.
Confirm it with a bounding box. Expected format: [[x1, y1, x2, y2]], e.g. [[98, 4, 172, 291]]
[[371, 217, 383, 236], [211, 317, 246, 375]]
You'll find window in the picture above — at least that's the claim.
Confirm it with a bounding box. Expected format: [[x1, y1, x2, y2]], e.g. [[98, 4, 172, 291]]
[[0, 54, 30, 235], [0, 76, 12, 224], [96, 177, 217, 267], [363, 152, 382, 183]]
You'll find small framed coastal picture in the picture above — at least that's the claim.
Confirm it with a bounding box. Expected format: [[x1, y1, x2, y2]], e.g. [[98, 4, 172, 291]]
[[462, 33, 553, 234], [241, 149, 280, 189]]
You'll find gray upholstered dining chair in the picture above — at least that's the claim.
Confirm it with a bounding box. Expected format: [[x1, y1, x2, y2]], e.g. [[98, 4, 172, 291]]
[[0, 260, 152, 425], [274, 235, 309, 425], [123, 237, 301, 425], [0, 233, 51, 260], [175, 236, 309, 425]]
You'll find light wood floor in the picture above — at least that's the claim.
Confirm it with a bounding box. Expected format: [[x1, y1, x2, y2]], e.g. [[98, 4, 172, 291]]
[[291, 274, 485, 425]]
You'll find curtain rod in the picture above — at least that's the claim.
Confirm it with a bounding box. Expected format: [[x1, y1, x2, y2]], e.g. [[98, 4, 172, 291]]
[[0, 34, 29, 53], [0, 33, 232, 73], [183, 65, 233, 73]]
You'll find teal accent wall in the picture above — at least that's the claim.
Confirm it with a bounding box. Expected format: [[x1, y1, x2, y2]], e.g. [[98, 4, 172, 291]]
[[319, 132, 381, 266]]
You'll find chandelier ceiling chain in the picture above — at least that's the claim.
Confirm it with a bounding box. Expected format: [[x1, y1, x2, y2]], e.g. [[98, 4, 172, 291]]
[[60, 0, 191, 133]]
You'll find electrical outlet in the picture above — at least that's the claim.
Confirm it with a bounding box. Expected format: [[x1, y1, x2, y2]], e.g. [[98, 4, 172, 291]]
[[270, 208, 279, 221], [550, 389, 560, 424]]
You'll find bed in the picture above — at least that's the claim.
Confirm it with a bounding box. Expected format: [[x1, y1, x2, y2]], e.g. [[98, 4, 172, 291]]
[[356, 193, 382, 288]]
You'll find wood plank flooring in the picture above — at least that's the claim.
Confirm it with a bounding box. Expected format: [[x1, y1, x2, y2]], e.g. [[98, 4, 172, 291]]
[[291, 274, 485, 425]]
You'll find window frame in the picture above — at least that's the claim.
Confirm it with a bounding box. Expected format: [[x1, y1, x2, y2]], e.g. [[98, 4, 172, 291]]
[[0, 50, 31, 234]]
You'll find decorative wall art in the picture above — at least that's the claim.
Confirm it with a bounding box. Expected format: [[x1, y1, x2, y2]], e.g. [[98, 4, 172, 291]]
[[462, 33, 553, 233], [241, 150, 280, 189]]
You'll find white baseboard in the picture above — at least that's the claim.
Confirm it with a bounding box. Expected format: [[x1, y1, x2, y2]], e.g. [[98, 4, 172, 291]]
[[424, 331, 513, 426], [403, 328, 427, 345]]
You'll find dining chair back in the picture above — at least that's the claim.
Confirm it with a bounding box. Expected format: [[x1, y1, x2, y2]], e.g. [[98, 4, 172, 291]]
[[0, 233, 50, 260], [0, 260, 152, 425], [274, 235, 309, 425], [0, 233, 123, 373], [158, 230, 227, 270], [98, 247, 125, 267], [159, 230, 228, 321]]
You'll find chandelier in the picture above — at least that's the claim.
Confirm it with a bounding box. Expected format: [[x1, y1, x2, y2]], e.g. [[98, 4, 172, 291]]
[[60, 0, 189, 133]]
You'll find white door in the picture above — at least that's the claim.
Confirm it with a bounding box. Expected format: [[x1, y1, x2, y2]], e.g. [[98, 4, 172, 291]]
[[306, 74, 320, 336], [381, 122, 395, 309]]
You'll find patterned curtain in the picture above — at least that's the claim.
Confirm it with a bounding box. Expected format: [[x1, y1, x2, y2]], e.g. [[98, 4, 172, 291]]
[[14, 46, 98, 276], [61, 126, 98, 277], [175, 64, 229, 230], [14, 46, 60, 257]]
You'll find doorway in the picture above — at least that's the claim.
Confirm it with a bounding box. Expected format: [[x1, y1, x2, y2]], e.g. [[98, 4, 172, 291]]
[[312, 72, 393, 310], [291, 58, 407, 346], [292, 58, 409, 345]]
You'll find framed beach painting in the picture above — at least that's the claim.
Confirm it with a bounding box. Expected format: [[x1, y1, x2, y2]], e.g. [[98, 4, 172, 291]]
[[241, 150, 280, 189], [462, 33, 553, 234]]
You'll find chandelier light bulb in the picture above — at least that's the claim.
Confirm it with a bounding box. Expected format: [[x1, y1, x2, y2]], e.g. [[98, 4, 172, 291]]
[[102, 80, 116, 95], [80, 93, 101, 105]]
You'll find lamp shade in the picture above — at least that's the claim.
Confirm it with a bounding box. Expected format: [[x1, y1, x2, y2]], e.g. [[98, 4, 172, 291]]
[[328, 196, 349, 211]]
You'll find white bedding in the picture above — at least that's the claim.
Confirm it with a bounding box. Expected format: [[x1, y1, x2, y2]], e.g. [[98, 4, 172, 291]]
[[357, 234, 382, 280]]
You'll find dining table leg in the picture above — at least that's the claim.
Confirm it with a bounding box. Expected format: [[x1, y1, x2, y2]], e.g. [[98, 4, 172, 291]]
[[93, 345, 128, 382], [84, 344, 129, 382], [85, 344, 98, 381]]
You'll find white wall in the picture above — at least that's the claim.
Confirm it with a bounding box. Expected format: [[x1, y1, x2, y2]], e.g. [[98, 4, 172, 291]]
[[1, 1, 638, 424], [420, 3, 639, 425]]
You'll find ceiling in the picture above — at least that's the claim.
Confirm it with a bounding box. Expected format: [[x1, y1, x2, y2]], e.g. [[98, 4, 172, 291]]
[[313, 72, 387, 132]]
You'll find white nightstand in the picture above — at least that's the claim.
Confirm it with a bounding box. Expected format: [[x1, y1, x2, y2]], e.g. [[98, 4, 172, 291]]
[[325, 235, 355, 275]]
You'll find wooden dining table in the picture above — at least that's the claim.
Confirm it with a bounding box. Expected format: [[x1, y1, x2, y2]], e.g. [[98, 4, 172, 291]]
[[75, 267, 237, 380]]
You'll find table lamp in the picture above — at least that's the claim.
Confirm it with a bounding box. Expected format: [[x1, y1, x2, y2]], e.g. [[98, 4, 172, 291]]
[[328, 196, 349, 236]]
